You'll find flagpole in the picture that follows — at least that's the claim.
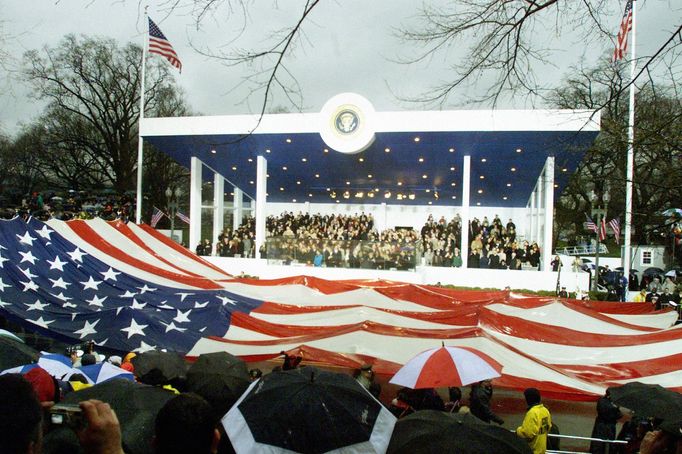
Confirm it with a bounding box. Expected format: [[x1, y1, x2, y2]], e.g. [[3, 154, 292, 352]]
[[623, 0, 636, 291], [135, 6, 149, 225]]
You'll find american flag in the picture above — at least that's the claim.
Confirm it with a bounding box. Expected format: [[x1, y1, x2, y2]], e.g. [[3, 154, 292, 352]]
[[150, 207, 165, 228], [609, 218, 621, 244], [585, 214, 598, 233], [599, 217, 607, 242], [148, 17, 182, 72], [0, 218, 681, 397], [176, 211, 190, 225], [613, 0, 633, 61]]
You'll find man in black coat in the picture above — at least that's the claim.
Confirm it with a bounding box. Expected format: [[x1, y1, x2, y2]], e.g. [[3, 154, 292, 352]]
[[589, 390, 622, 454], [470, 379, 504, 425]]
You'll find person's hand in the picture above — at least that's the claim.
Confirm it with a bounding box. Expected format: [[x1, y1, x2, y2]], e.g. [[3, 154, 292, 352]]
[[77, 399, 124, 454], [639, 430, 666, 454]]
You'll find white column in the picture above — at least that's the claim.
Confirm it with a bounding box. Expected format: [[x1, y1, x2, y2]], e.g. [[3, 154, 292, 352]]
[[189, 156, 202, 253], [542, 157, 555, 271], [461, 155, 471, 269], [528, 189, 536, 241], [212, 174, 224, 255], [377, 202, 387, 232], [233, 188, 243, 230], [255, 156, 267, 259], [535, 184, 542, 244]]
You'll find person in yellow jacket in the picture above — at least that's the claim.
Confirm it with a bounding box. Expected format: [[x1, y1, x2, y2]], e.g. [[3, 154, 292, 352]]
[[516, 388, 552, 454]]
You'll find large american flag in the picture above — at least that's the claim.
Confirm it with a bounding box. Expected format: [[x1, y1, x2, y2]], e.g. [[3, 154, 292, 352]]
[[1, 218, 681, 399], [613, 0, 633, 61], [148, 17, 182, 72]]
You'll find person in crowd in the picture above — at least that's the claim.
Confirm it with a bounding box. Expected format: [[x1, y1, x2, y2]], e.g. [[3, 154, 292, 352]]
[[658, 287, 676, 309], [558, 286, 569, 298], [516, 388, 552, 454], [452, 247, 463, 267], [589, 390, 623, 454], [572, 256, 583, 272], [551, 255, 562, 272], [633, 288, 648, 302], [153, 393, 221, 454], [354, 364, 381, 399], [0, 373, 125, 454], [662, 275, 677, 294], [470, 379, 504, 425]]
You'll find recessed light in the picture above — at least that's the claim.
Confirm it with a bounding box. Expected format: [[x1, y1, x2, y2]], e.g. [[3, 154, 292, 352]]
[[308, 193, 313, 197], [249, 180, 254, 184], [346, 181, 350, 185], [425, 189, 431, 193], [296, 181, 301, 185], [451, 182, 456, 186], [477, 189, 483, 194], [476, 202, 481, 206], [451, 196, 456, 199], [422, 174, 428, 179], [368, 174, 373, 178], [324, 148, 329, 153], [285, 138, 292, 143], [418, 157, 424, 162], [449, 148, 455, 152], [359, 157, 364, 162], [210, 149, 216, 154], [282, 166, 287, 170], [292, 199, 297, 202], [554, 184, 559, 188], [503, 196, 508, 200], [450, 167, 455, 171], [479, 175, 485, 179], [301, 158, 307, 162], [231, 166, 237, 170], [230, 192, 234, 196], [248, 158, 253, 162], [336, 200, 339, 203], [414, 137, 420, 142], [385, 147, 391, 153], [516, 148, 522, 153], [266, 149, 271, 153], [511, 167, 516, 172], [315, 174, 320, 178], [507, 183, 512, 187], [279, 187, 284, 191], [481, 158, 487, 162], [428, 201, 432, 205], [397, 182, 403, 186], [562, 168, 568, 172]]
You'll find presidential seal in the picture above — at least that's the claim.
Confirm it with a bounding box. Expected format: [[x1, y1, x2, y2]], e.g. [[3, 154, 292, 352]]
[[319, 93, 376, 155], [334, 109, 359, 135]]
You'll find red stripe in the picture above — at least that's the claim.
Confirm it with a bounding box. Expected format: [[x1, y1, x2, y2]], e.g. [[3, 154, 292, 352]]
[[65, 220, 221, 289], [413, 348, 463, 388]]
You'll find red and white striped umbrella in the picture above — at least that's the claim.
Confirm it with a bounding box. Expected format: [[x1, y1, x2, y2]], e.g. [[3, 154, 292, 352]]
[[389, 345, 502, 389]]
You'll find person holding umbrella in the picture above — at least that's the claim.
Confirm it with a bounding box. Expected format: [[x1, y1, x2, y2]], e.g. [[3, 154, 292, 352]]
[[516, 388, 552, 454], [589, 390, 623, 454], [470, 379, 504, 425]]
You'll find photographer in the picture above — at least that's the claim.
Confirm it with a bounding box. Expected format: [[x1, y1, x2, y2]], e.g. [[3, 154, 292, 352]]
[[0, 374, 124, 454]]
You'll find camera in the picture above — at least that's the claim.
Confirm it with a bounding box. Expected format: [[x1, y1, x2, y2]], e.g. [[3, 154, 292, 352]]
[[49, 404, 86, 430]]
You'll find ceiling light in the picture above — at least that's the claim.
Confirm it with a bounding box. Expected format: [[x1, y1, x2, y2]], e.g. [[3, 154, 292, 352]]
[[450, 167, 455, 171], [231, 166, 237, 170], [249, 180, 254, 184], [230, 192, 234, 196], [408, 193, 416, 200], [507, 183, 512, 187], [479, 175, 485, 179], [562, 168, 568, 172], [301, 158, 307, 162], [449, 148, 455, 153], [367, 174, 373, 178], [422, 174, 428, 179], [516, 148, 522, 153], [308, 193, 313, 197], [503, 196, 508, 200], [367, 192, 375, 198], [418, 157, 424, 162], [477, 189, 483, 194], [451, 196, 456, 199], [414, 137, 420, 142], [248, 158, 253, 162], [476, 202, 481, 206], [326, 188, 330, 191], [282, 166, 287, 170], [292, 199, 297, 202], [324, 148, 329, 153], [346, 181, 350, 185], [285, 138, 292, 143], [385, 147, 391, 153], [210, 149, 216, 154], [384, 191, 391, 199], [397, 182, 403, 186], [359, 157, 364, 162], [451, 182, 456, 186], [279, 187, 284, 191], [315, 174, 320, 178], [296, 181, 301, 185], [343, 191, 350, 199], [374, 188, 379, 192], [266, 149, 271, 153], [428, 201, 433, 205], [481, 158, 487, 162], [425, 189, 431, 193], [554, 184, 559, 188], [336, 200, 340, 203], [511, 167, 516, 172]]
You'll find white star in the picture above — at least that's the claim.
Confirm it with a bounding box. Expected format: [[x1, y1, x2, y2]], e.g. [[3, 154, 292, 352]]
[[131, 299, 147, 310], [52, 292, 73, 302], [0, 299, 10, 308], [199, 326, 207, 332], [18, 267, 38, 280], [21, 280, 39, 292], [174, 309, 192, 323], [16, 231, 36, 247], [28, 316, 54, 329], [121, 291, 136, 298], [0, 253, 9, 268], [101, 267, 120, 281], [137, 284, 157, 294], [71, 312, 78, 321], [135, 341, 157, 353], [116, 307, 124, 316], [176, 292, 194, 302], [74, 319, 100, 339], [194, 301, 209, 308], [217, 295, 237, 306], [35, 225, 53, 240], [161, 321, 186, 333], [158, 302, 174, 309], [0, 278, 11, 292], [18, 250, 38, 265], [25, 299, 49, 311], [49, 277, 71, 290], [120, 318, 148, 339], [86, 295, 107, 308], [81, 276, 102, 291], [47, 256, 68, 272], [67, 247, 86, 263]]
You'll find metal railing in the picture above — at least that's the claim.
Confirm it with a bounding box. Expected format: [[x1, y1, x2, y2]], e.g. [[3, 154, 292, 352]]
[[556, 244, 609, 256], [546, 433, 628, 454]]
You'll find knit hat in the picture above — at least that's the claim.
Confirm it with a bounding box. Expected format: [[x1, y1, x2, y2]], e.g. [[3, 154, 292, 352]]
[[24, 367, 57, 403]]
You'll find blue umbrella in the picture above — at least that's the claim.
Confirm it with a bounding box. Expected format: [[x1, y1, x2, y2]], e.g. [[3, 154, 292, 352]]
[[80, 362, 134, 384], [662, 208, 682, 218]]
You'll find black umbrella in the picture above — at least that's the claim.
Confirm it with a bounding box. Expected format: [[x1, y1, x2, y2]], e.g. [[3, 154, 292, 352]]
[[131, 350, 187, 387], [643, 267, 665, 277], [607, 382, 682, 422], [387, 410, 532, 454], [61, 378, 174, 454], [223, 366, 397, 453], [187, 352, 250, 418], [0, 335, 39, 370]]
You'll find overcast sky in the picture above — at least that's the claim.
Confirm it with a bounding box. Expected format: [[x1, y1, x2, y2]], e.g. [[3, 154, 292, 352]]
[[1, 1, 680, 136]]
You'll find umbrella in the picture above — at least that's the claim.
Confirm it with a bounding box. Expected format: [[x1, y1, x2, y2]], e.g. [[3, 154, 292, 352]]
[[607, 382, 682, 422], [187, 352, 251, 418], [643, 267, 665, 277], [0, 335, 38, 370], [38, 353, 83, 380], [665, 270, 678, 277], [131, 350, 186, 386], [61, 378, 174, 454], [387, 410, 532, 454], [662, 208, 682, 218], [223, 366, 397, 454], [389, 345, 502, 389], [79, 362, 135, 384], [0, 329, 23, 342]]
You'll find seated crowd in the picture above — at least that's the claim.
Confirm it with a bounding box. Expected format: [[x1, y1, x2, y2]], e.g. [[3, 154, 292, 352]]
[[199, 211, 538, 271]]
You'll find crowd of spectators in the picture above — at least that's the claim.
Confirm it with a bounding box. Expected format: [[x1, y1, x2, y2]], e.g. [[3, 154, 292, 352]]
[[0, 190, 136, 222]]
